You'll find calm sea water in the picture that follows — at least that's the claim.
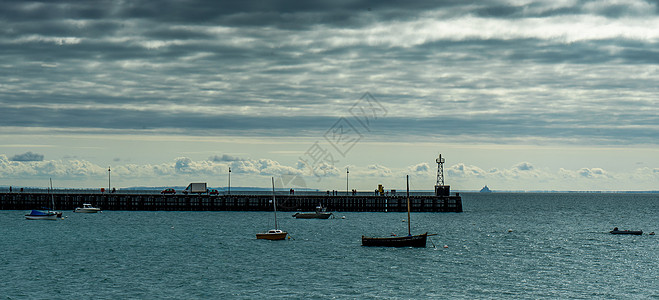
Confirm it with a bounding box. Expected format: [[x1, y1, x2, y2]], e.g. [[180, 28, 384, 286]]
[[1, 193, 658, 299]]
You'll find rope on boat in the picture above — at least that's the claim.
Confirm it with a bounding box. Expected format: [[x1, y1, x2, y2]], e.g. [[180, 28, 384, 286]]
[[428, 236, 437, 249]]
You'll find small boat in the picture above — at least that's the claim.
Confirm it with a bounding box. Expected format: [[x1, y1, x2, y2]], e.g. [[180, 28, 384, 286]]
[[292, 204, 333, 219], [256, 229, 289, 240], [74, 203, 101, 213], [25, 210, 59, 220], [362, 232, 430, 247], [362, 175, 434, 247], [610, 227, 642, 235], [26, 179, 62, 220], [257, 178, 288, 240]]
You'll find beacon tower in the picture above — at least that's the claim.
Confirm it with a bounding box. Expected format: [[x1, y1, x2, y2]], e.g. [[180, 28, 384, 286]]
[[435, 154, 450, 196]]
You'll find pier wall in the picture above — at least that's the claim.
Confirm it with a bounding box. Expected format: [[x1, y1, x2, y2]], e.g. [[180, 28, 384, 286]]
[[0, 193, 462, 212]]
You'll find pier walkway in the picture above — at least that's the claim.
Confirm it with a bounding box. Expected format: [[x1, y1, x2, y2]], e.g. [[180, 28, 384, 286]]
[[0, 193, 462, 212]]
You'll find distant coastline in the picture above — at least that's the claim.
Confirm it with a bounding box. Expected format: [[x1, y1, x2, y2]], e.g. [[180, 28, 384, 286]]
[[462, 190, 659, 194], [0, 186, 657, 194]]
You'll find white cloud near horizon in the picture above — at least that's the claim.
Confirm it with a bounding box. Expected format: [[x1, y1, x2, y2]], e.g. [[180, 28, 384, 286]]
[[1, 154, 657, 191]]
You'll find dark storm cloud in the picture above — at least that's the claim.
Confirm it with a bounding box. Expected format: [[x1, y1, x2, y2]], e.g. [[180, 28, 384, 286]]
[[474, 5, 526, 18], [1, 0, 658, 145], [144, 27, 217, 40], [11, 151, 45, 161], [1, 104, 656, 145], [209, 154, 245, 162], [4, 0, 622, 31], [0, 106, 335, 133], [1, 20, 120, 39], [0, 0, 443, 27], [411, 38, 659, 65]]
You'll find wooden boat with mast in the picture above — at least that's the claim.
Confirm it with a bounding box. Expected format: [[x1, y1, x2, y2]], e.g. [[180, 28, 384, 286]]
[[256, 177, 288, 240], [362, 175, 434, 247]]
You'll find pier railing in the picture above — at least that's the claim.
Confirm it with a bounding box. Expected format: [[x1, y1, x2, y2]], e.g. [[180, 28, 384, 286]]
[[0, 193, 462, 212]]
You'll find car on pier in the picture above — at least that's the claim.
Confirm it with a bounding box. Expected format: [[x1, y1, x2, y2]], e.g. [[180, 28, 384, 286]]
[[208, 189, 220, 196], [161, 188, 176, 195]]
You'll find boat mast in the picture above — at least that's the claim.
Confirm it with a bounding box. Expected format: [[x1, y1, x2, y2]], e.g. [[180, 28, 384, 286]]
[[50, 178, 55, 210], [407, 175, 411, 236], [271, 177, 278, 230]]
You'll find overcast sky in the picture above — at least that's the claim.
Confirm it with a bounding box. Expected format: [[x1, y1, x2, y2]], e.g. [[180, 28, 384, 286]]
[[1, 0, 658, 191]]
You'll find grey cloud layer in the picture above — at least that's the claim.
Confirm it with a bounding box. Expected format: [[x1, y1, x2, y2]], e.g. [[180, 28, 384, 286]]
[[1, 0, 658, 145]]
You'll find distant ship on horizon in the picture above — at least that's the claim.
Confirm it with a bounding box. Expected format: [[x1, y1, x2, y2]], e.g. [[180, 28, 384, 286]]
[[480, 185, 492, 193]]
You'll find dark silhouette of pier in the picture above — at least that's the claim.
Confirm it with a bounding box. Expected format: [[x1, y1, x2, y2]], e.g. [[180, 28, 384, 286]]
[[0, 192, 462, 212]]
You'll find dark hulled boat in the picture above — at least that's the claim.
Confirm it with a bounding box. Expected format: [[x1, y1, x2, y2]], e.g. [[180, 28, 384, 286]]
[[292, 211, 333, 219], [362, 232, 429, 247], [362, 175, 434, 248], [610, 227, 642, 235]]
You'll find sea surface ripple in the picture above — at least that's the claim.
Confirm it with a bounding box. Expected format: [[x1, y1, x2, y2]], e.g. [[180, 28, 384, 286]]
[[1, 193, 658, 299]]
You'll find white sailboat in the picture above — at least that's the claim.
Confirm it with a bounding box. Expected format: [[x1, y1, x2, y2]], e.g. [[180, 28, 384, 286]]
[[25, 210, 59, 220]]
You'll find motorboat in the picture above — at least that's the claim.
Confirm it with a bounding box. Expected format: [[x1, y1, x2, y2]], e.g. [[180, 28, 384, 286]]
[[74, 203, 101, 213], [292, 205, 333, 219], [25, 210, 59, 220]]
